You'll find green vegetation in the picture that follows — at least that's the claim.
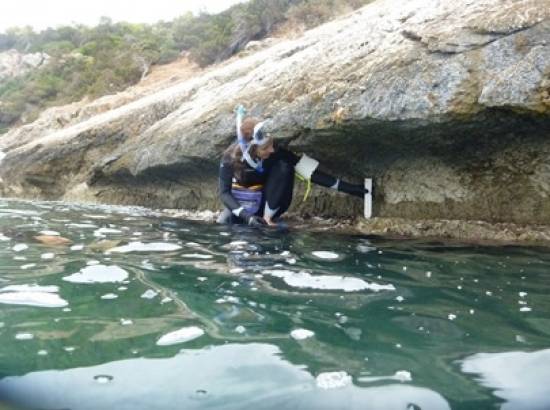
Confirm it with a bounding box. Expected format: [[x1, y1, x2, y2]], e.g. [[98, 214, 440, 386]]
[[0, 0, 373, 133]]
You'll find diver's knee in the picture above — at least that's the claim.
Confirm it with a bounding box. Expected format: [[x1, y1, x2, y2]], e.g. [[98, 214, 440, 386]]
[[217, 208, 233, 224]]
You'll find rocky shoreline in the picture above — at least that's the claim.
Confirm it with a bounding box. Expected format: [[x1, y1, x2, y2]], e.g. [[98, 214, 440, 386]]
[[160, 208, 550, 245]]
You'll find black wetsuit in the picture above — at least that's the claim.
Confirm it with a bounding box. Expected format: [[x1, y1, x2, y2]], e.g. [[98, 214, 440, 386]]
[[218, 147, 299, 224], [218, 145, 366, 224]]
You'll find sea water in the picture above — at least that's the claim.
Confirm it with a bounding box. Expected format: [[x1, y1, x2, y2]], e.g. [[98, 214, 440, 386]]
[[0, 199, 549, 410]]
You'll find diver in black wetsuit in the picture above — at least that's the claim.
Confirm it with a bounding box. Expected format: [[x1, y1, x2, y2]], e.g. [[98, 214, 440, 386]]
[[217, 107, 368, 227]]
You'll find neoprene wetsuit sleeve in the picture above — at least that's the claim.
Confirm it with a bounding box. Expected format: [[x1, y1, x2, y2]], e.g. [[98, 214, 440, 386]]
[[311, 169, 368, 197], [219, 161, 242, 211]]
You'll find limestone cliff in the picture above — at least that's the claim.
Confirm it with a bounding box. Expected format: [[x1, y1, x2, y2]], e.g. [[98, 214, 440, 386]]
[[0, 0, 549, 229], [0, 49, 50, 81]]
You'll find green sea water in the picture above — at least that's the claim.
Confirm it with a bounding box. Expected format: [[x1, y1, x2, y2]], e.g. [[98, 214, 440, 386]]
[[0, 199, 549, 410]]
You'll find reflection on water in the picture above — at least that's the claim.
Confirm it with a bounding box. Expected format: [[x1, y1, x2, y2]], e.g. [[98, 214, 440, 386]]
[[461, 349, 550, 410], [0, 343, 451, 410], [0, 199, 549, 410]]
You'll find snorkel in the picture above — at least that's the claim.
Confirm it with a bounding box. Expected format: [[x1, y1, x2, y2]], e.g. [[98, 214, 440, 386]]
[[235, 105, 270, 173]]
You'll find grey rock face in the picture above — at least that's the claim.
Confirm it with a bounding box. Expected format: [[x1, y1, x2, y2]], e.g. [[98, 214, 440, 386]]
[[0, 49, 50, 81], [0, 0, 549, 227]]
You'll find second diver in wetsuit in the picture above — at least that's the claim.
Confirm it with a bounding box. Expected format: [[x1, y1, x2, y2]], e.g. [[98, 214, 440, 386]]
[[217, 107, 368, 227]]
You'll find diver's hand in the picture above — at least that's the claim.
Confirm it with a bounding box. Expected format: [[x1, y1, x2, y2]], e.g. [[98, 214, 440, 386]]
[[241, 211, 266, 227], [338, 181, 370, 198]]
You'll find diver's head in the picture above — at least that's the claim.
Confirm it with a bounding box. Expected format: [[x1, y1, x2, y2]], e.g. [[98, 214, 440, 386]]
[[240, 117, 274, 160]]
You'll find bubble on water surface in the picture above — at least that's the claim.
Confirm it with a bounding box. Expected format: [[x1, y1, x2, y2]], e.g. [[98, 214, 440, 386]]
[[94, 375, 114, 384], [262, 269, 395, 292], [290, 329, 314, 340], [39, 230, 60, 236], [106, 241, 182, 253], [12, 244, 28, 252], [156, 326, 204, 346], [141, 289, 158, 299], [311, 251, 340, 260], [181, 253, 213, 259], [63, 265, 129, 284], [15, 333, 34, 340], [316, 371, 352, 389]]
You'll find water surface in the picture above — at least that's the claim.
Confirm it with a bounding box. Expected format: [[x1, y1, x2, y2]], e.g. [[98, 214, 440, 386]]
[[0, 199, 549, 410]]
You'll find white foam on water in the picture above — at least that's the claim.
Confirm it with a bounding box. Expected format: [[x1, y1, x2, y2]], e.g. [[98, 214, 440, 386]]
[[235, 325, 246, 334], [93, 227, 123, 238], [228, 241, 248, 248], [185, 242, 201, 247], [81, 214, 109, 219], [86, 260, 100, 266], [64, 346, 76, 352], [215, 296, 240, 304], [37, 350, 48, 356], [0, 150, 5, 164], [197, 277, 208, 282], [106, 241, 182, 253], [62, 265, 129, 284], [181, 253, 213, 259], [141, 289, 158, 299], [316, 371, 352, 389], [15, 333, 34, 340], [519, 292, 528, 297], [290, 329, 314, 340], [13, 244, 28, 252], [39, 230, 60, 236], [448, 314, 457, 320], [396, 296, 405, 302], [67, 223, 98, 229], [20, 263, 37, 270], [1, 284, 59, 293], [156, 326, 204, 346], [120, 318, 133, 326], [13, 256, 26, 261], [141, 260, 154, 270], [520, 307, 532, 312], [0, 234, 11, 241], [117, 286, 128, 291], [229, 268, 244, 274], [0, 291, 68, 308], [358, 370, 412, 383], [101, 293, 118, 300], [311, 251, 340, 260], [70, 244, 84, 251], [161, 297, 173, 304], [41, 253, 55, 260], [356, 244, 376, 253], [262, 269, 395, 292]]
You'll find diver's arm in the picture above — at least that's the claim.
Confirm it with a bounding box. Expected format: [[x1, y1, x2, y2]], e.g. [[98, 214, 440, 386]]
[[219, 162, 244, 214], [311, 170, 367, 197], [294, 153, 369, 197]]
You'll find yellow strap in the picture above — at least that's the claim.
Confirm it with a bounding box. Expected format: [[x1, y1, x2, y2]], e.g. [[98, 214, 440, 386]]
[[295, 172, 312, 202], [232, 183, 263, 191]]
